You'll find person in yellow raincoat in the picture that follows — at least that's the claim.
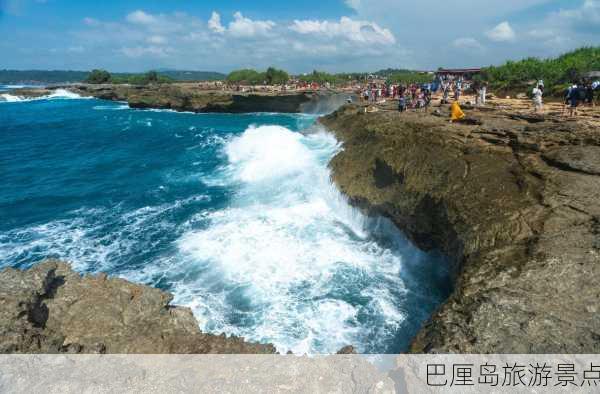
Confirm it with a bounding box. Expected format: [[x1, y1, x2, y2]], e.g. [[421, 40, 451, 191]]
[[450, 100, 465, 122]]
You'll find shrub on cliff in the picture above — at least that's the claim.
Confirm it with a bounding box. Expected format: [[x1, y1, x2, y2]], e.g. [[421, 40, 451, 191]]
[[86, 69, 112, 84]]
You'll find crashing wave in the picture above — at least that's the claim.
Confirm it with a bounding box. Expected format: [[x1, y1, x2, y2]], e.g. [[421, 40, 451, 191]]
[[0, 89, 86, 103]]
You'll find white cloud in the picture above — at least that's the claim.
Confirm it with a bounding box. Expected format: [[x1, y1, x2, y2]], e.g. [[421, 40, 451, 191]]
[[556, 0, 600, 22], [208, 11, 226, 33], [228, 12, 275, 37], [521, 1, 599, 52], [528, 29, 555, 39], [147, 35, 167, 45], [120, 46, 171, 58], [452, 37, 485, 51], [290, 17, 395, 45], [345, 0, 361, 10], [73, 10, 402, 71], [126, 10, 157, 25], [485, 21, 516, 42], [67, 46, 85, 53], [83, 17, 100, 26]]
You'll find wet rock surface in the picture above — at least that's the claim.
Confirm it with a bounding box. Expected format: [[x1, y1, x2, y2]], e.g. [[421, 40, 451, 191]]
[[320, 105, 600, 353], [0, 260, 275, 353]]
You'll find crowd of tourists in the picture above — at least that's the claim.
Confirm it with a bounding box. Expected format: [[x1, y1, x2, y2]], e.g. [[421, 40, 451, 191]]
[[359, 75, 486, 114], [561, 81, 597, 117], [358, 73, 598, 120], [361, 83, 435, 111], [527, 79, 598, 117]]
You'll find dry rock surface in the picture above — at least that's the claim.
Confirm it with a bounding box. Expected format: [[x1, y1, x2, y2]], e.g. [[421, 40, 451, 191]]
[[320, 104, 600, 353], [0, 260, 275, 353]]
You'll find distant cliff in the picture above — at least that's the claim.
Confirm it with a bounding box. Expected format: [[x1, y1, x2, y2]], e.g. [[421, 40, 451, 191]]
[[9, 84, 351, 114]]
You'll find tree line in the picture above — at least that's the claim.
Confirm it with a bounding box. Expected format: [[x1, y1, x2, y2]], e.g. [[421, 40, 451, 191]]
[[479, 46, 600, 96], [86, 69, 173, 84]]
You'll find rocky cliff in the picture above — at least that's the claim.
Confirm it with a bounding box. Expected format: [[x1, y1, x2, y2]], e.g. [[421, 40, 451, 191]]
[[0, 260, 275, 353], [9, 84, 350, 114], [320, 105, 600, 353]]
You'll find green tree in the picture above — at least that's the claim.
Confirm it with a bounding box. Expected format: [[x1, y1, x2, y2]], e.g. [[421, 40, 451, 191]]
[[145, 70, 159, 84], [86, 69, 111, 84], [265, 67, 289, 85], [386, 71, 433, 85], [481, 46, 600, 95]]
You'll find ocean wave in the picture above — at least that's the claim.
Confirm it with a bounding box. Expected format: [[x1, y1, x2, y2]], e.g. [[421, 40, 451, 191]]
[[0, 194, 210, 273], [93, 104, 130, 111], [0, 109, 448, 354], [0, 89, 88, 103], [120, 124, 440, 354]]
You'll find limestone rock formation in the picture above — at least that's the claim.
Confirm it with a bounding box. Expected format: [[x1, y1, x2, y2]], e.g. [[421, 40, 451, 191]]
[[0, 260, 275, 353], [321, 105, 600, 353]]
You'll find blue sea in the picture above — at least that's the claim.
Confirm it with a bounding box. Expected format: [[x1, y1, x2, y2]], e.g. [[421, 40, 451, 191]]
[[0, 88, 450, 354]]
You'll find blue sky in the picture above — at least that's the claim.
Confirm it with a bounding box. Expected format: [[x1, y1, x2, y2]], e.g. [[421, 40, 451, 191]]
[[0, 0, 598, 73]]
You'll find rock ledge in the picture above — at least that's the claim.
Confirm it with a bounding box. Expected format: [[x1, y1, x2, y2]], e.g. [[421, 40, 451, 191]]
[[0, 260, 275, 354]]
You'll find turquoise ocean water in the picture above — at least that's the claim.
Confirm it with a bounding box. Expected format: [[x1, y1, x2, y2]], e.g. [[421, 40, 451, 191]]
[[0, 88, 449, 353]]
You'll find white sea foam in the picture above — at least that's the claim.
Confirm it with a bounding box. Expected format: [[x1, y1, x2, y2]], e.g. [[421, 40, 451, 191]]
[[0, 88, 86, 103], [0, 195, 210, 273], [93, 104, 130, 111], [122, 124, 428, 354], [46, 89, 84, 99], [0, 94, 26, 102]]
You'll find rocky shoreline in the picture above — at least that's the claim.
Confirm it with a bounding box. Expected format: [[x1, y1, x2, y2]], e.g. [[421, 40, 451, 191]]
[[320, 104, 600, 353], [0, 260, 275, 353], [7, 84, 351, 114], [3, 88, 599, 354]]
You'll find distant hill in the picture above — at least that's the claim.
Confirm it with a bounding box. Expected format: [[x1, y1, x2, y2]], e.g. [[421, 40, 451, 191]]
[[156, 70, 226, 81], [0, 69, 226, 84], [0, 70, 89, 84]]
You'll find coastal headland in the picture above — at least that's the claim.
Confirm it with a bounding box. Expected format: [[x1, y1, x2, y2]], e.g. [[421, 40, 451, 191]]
[[8, 83, 353, 114], [2, 86, 600, 354]]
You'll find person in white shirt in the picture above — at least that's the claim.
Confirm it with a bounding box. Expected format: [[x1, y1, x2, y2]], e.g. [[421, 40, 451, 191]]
[[480, 82, 487, 105], [532, 84, 543, 114]]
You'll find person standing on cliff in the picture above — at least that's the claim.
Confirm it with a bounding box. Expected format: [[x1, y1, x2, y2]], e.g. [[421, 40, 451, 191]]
[[398, 94, 406, 112], [454, 80, 462, 102], [532, 84, 544, 114], [480, 82, 487, 106], [472, 79, 481, 106], [585, 83, 595, 108], [566, 83, 579, 117]]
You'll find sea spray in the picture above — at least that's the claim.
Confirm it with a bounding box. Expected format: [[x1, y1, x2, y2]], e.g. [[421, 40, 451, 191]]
[[0, 98, 449, 354], [164, 124, 447, 354]]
